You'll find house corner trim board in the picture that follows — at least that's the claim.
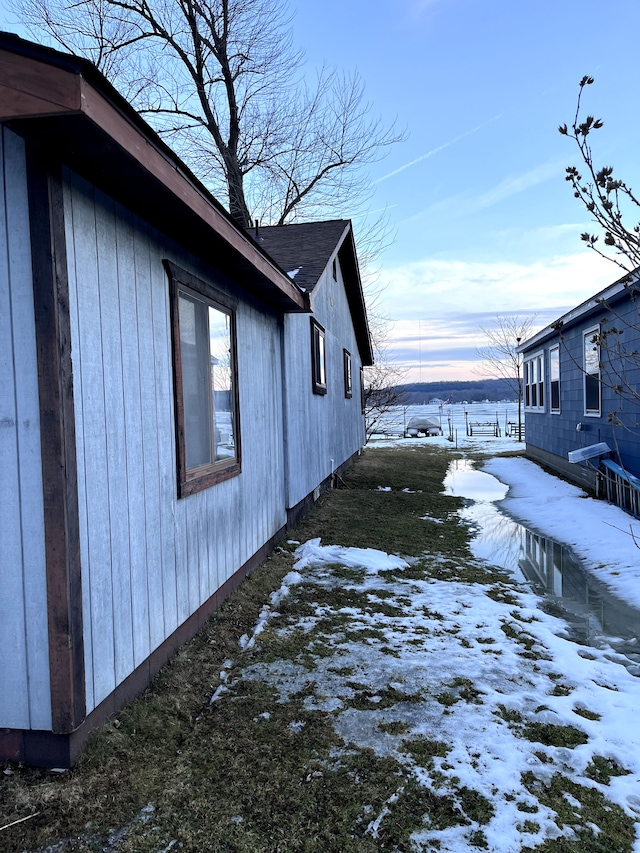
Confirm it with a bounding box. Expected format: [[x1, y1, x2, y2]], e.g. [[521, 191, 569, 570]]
[[27, 142, 86, 735]]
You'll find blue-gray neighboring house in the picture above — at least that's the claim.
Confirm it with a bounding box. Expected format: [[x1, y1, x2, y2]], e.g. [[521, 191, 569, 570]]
[[518, 270, 640, 517]]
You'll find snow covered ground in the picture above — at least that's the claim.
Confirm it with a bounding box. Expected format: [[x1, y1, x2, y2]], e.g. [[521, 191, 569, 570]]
[[370, 417, 640, 610], [219, 437, 640, 851]]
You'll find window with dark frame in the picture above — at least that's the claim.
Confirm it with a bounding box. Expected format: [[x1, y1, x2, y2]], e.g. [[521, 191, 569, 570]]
[[311, 318, 327, 395], [343, 349, 352, 398], [549, 345, 560, 413], [165, 261, 241, 497], [583, 326, 601, 416]]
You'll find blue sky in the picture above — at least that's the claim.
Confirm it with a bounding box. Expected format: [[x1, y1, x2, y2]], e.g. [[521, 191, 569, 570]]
[[2, 0, 640, 381], [289, 0, 640, 381]]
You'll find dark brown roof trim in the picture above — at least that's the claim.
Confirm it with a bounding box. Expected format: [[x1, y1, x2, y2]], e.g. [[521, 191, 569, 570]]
[[0, 31, 309, 313]]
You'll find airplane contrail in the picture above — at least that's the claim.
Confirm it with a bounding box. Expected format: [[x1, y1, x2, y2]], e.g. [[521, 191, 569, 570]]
[[373, 114, 503, 184]]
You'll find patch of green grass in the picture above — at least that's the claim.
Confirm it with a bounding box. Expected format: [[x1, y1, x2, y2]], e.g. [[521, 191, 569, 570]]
[[378, 720, 410, 736], [520, 722, 588, 748], [494, 704, 523, 724], [573, 706, 601, 721], [468, 828, 489, 847], [585, 755, 632, 785], [376, 779, 494, 848], [517, 819, 541, 833], [550, 683, 573, 697], [517, 800, 539, 813], [522, 771, 636, 852], [343, 627, 387, 643], [328, 665, 355, 677], [331, 566, 367, 583], [345, 685, 424, 711], [436, 690, 459, 706], [379, 645, 401, 657], [447, 676, 484, 704], [401, 736, 451, 767]]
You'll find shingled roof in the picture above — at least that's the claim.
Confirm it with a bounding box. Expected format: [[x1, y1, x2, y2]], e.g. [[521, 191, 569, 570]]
[[254, 220, 373, 365], [253, 220, 349, 291]]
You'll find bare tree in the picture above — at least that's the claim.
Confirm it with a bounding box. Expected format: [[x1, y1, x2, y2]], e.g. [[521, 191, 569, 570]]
[[15, 0, 403, 229], [475, 314, 538, 440], [559, 76, 640, 273], [558, 76, 640, 441], [362, 304, 407, 441]]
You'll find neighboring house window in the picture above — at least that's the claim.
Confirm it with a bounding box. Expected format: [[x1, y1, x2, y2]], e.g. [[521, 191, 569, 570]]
[[165, 261, 240, 497], [524, 351, 545, 411], [311, 318, 327, 394], [549, 345, 560, 413], [343, 349, 353, 398], [583, 326, 601, 416]]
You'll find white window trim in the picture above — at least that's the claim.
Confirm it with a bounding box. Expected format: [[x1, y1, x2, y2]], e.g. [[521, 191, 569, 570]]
[[523, 349, 545, 412]]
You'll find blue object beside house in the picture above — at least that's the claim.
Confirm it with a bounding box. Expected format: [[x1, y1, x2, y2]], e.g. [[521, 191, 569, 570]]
[[518, 270, 640, 515], [0, 32, 372, 767]]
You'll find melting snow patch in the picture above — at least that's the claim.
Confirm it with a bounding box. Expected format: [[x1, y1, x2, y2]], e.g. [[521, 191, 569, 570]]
[[294, 538, 409, 574]]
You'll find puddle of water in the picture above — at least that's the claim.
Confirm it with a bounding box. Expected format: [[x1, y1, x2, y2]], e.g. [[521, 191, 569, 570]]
[[443, 459, 640, 673], [443, 458, 508, 502]]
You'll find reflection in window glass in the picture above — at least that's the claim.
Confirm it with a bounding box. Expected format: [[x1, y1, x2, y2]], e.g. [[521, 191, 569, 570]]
[[550, 346, 560, 412], [584, 328, 601, 415], [311, 319, 327, 394], [343, 349, 352, 398], [178, 290, 236, 472], [208, 305, 235, 462]]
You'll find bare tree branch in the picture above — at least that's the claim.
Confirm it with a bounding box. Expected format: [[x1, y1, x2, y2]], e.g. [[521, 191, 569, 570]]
[[14, 0, 404, 232], [560, 75, 640, 272]]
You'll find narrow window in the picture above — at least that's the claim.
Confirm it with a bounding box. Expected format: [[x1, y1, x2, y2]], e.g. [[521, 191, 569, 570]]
[[536, 354, 544, 408], [311, 318, 327, 395], [343, 349, 352, 398], [332, 258, 337, 280], [584, 327, 601, 415], [166, 261, 240, 497], [524, 351, 545, 412], [550, 345, 560, 412]]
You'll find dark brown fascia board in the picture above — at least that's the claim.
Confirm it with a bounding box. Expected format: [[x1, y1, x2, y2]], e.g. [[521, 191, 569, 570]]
[[0, 33, 308, 313], [336, 223, 374, 366]]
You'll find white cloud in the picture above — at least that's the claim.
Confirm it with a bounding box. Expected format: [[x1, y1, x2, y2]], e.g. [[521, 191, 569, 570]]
[[378, 251, 619, 381], [400, 159, 566, 225]]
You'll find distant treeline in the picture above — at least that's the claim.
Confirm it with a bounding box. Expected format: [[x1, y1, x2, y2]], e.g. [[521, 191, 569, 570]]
[[395, 379, 516, 405]]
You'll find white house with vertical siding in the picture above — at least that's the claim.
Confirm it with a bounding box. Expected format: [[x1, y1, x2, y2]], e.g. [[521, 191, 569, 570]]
[[0, 32, 372, 767], [256, 222, 373, 513]]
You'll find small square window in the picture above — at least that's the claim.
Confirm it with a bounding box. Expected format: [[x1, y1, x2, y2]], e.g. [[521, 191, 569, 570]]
[[311, 319, 327, 395], [166, 261, 241, 497], [343, 349, 352, 398]]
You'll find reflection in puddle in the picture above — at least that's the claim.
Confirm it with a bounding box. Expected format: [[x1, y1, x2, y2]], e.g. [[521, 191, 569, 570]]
[[444, 459, 640, 674]]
